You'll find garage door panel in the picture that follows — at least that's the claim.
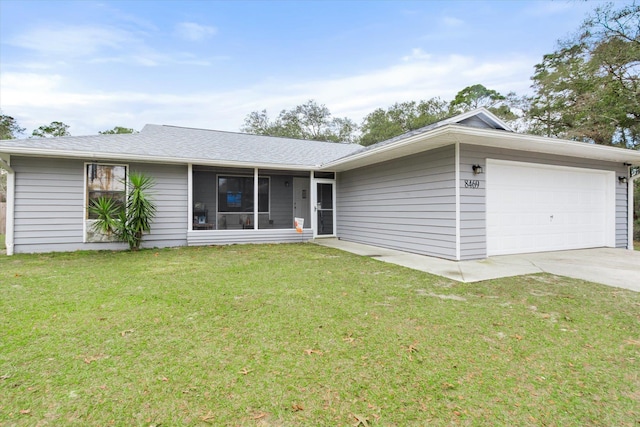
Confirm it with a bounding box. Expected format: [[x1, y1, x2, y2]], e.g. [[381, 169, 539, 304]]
[[487, 160, 615, 256]]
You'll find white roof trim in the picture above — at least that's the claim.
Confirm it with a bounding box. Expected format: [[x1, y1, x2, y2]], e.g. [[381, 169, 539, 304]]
[[321, 124, 640, 171], [0, 148, 318, 171], [442, 107, 513, 131]]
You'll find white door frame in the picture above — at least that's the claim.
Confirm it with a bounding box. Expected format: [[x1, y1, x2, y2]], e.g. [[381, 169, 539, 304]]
[[311, 172, 336, 238]]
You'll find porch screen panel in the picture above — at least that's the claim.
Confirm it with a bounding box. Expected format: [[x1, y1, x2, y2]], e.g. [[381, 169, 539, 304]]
[[217, 176, 268, 213]]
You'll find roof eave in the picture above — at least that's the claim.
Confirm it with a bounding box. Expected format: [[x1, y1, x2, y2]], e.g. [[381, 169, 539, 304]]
[[0, 147, 318, 171], [320, 125, 640, 171]]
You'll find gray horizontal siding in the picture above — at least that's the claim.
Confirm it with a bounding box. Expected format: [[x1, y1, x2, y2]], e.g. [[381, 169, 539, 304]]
[[187, 229, 313, 245], [459, 144, 630, 260], [11, 156, 187, 254], [130, 162, 188, 248], [337, 145, 457, 260], [13, 157, 85, 252]]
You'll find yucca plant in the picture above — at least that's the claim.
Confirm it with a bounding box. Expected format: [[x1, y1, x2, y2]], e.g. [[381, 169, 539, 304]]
[[89, 172, 156, 251]]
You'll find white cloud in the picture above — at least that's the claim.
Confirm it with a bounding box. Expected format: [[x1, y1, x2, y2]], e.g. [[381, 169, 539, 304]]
[[442, 16, 464, 27], [8, 25, 135, 57], [0, 49, 537, 136], [174, 22, 217, 41], [402, 48, 431, 62]]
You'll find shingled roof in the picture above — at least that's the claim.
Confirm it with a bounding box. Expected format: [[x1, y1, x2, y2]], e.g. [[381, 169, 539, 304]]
[[3, 109, 640, 170], [0, 124, 363, 169]]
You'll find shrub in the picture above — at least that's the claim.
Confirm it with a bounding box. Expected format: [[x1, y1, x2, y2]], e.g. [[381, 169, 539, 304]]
[[89, 172, 156, 250]]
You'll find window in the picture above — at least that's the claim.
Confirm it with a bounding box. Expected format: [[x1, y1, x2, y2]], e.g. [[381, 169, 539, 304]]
[[86, 164, 127, 219], [217, 176, 269, 213]]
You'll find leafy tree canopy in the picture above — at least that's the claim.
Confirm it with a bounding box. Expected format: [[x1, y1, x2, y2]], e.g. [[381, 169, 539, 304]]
[[241, 100, 358, 143], [31, 121, 71, 138], [527, 2, 640, 148], [449, 84, 505, 112], [359, 98, 449, 146], [99, 126, 137, 135], [358, 85, 517, 146], [450, 84, 519, 122], [0, 112, 26, 140]]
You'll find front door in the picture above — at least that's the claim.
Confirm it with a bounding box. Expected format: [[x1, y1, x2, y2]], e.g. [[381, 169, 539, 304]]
[[316, 182, 334, 236], [293, 177, 310, 228]]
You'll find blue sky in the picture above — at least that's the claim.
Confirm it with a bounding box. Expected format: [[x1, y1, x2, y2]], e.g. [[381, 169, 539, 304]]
[[0, 0, 628, 136]]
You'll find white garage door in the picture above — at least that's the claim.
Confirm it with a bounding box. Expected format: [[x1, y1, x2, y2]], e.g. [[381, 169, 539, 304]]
[[486, 159, 615, 256]]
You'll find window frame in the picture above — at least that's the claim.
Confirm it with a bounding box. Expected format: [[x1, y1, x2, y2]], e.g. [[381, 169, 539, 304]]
[[215, 174, 270, 215], [83, 162, 129, 242]]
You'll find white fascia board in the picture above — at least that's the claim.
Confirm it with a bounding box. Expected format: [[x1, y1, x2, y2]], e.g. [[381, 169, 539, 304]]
[[321, 126, 458, 171], [455, 126, 640, 165], [446, 107, 514, 132], [0, 148, 317, 171], [323, 125, 640, 172]]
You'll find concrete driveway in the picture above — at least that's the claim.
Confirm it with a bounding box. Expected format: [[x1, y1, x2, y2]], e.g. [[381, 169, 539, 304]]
[[314, 239, 640, 292]]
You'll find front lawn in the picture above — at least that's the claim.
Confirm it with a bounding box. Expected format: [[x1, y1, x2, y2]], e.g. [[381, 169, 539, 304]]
[[1, 244, 638, 426]]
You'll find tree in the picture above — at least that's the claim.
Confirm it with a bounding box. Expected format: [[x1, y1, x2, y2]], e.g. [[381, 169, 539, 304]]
[[99, 126, 137, 134], [449, 84, 505, 111], [89, 172, 156, 251], [449, 84, 519, 123], [241, 100, 358, 143], [526, 2, 640, 149], [359, 98, 450, 146], [31, 121, 70, 138], [0, 112, 25, 140]]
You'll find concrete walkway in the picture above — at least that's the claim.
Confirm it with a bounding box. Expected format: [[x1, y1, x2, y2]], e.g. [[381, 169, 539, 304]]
[[313, 238, 640, 292]]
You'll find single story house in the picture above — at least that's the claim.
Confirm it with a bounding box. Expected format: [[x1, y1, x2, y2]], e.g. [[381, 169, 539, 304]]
[[1, 108, 639, 260]]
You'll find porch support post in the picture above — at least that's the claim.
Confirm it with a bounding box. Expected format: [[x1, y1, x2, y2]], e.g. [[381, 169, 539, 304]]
[[187, 163, 193, 232], [254, 168, 258, 230], [310, 171, 316, 236], [1, 155, 15, 255], [454, 142, 461, 260]]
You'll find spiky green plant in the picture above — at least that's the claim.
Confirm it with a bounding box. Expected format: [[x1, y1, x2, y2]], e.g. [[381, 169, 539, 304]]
[[89, 172, 156, 250]]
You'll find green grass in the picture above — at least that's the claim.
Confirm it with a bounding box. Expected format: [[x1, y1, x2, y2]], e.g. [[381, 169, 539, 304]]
[[0, 234, 4, 250], [1, 244, 639, 426]]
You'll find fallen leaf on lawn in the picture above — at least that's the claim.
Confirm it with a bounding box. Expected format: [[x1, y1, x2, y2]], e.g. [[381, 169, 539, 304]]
[[252, 412, 267, 420], [239, 368, 252, 375], [120, 329, 135, 337], [83, 354, 106, 364], [304, 349, 323, 355], [514, 334, 523, 341], [200, 411, 215, 423], [20, 409, 30, 415], [407, 341, 419, 353], [352, 413, 369, 426], [623, 338, 640, 346], [291, 403, 304, 412], [343, 334, 355, 343], [160, 377, 169, 382]]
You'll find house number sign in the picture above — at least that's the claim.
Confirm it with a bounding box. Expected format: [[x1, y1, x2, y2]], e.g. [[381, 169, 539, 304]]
[[464, 179, 480, 189]]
